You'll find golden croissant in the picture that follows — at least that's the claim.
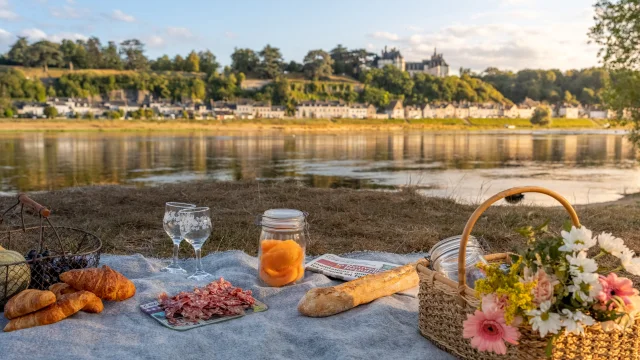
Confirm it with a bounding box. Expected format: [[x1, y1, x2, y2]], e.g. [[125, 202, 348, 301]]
[[4, 289, 56, 320], [3, 291, 92, 332], [49, 283, 104, 313], [60, 265, 135, 301]]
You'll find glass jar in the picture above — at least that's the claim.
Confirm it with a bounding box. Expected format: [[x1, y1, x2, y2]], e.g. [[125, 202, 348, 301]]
[[257, 209, 307, 287], [428, 235, 481, 264], [432, 248, 487, 289]]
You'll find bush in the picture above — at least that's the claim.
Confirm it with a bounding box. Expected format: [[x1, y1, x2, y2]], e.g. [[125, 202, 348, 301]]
[[4, 108, 14, 118], [43, 106, 58, 119], [530, 106, 551, 126]]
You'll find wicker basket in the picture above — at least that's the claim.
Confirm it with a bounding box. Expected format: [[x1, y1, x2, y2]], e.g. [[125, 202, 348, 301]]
[[417, 186, 640, 360], [0, 194, 102, 309]]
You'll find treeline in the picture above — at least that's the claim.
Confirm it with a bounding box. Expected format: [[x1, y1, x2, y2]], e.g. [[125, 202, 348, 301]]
[[479, 68, 609, 106]]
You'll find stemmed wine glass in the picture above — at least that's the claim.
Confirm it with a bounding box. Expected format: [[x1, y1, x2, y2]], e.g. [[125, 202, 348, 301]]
[[161, 202, 196, 274], [178, 207, 213, 281]]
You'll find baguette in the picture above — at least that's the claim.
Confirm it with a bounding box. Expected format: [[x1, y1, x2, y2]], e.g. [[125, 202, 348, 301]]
[[298, 259, 426, 317]]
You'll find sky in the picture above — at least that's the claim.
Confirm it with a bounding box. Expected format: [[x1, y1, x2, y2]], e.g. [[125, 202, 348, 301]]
[[0, 0, 600, 73]]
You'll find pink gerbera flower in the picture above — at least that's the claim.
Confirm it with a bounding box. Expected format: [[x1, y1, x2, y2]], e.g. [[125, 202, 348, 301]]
[[463, 308, 520, 355], [597, 273, 638, 306]]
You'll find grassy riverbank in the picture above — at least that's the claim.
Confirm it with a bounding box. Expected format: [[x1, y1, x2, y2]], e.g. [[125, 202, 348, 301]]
[[0, 117, 618, 133], [1, 181, 638, 276]]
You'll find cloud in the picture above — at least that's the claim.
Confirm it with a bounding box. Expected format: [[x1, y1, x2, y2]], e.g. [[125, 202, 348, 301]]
[[18, 28, 87, 42], [20, 28, 47, 40], [368, 31, 399, 41], [50, 5, 89, 19], [146, 35, 165, 48], [105, 9, 135, 22], [407, 25, 423, 32], [0, 9, 17, 19], [471, 9, 539, 20], [372, 21, 598, 72], [166, 26, 193, 39], [224, 31, 237, 39], [500, 0, 528, 5], [0, 28, 11, 45]]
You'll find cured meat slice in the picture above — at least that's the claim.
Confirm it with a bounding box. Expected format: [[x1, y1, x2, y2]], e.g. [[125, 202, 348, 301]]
[[158, 278, 256, 325]]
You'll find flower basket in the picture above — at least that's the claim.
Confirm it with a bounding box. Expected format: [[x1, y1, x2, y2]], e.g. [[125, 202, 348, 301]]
[[417, 186, 640, 359]]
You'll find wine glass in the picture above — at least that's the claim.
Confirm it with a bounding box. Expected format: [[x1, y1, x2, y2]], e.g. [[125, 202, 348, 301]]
[[178, 207, 213, 280], [161, 202, 196, 274]]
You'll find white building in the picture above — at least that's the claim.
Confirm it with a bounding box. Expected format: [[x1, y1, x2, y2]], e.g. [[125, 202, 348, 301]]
[[385, 100, 404, 119], [376, 47, 405, 71], [349, 103, 376, 119], [589, 108, 614, 119], [295, 100, 350, 119], [405, 105, 422, 119], [406, 48, 450, 78], [556, 105, 580, 118], [517, 106, 534, 119], [17, 102, 46, 116]]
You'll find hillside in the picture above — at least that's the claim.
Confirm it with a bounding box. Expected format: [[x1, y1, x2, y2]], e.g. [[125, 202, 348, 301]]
[[0, 66, 203, 80]]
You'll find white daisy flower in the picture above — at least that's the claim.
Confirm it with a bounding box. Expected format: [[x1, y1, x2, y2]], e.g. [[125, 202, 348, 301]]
[[566, 251, 598, 276], [526, 301, 562, 338], [559, 226, 596, 252], [567, 275, 602, 305], [597, 232, 629, 258], [620, 249, 640, 276], [560, 309, 595, 335]]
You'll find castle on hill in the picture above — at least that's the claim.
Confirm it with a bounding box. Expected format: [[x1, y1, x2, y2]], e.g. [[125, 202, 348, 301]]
[[375, 46, 449, 78]]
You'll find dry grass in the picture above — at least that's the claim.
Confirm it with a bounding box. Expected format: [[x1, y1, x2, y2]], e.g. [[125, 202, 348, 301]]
[[1, 181, 639, 264]]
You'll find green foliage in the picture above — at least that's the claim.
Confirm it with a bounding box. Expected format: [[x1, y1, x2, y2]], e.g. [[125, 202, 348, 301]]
[[83, 112, 94, 119], [231, 48, 259, 74], [4, 108, 13, 117], [257, 45, 284, 79], [531, 106, 552, 126], [43, 106, 58, 118], [590, 0, 640, 145], [185, 51, 200, 73], [330, 45, 374, 78], [303, 50, 334, 80], [198, 50, 219, 74], [481, 67, 608, 105], [119, 39, 148, 70], [0, 68, 46, 101], [25, 41, 63, 72], [362, 86, 391, 109]]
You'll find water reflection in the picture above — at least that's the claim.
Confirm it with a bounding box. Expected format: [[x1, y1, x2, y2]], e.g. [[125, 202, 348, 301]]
[[0, 131, 637, 205]]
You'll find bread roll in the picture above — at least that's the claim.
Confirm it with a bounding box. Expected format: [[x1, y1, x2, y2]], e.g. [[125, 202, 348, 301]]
[[298, 260, 425, 317]]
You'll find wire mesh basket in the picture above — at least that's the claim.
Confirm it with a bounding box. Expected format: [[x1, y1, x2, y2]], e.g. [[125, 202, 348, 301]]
[[0, 194, 102, 309]]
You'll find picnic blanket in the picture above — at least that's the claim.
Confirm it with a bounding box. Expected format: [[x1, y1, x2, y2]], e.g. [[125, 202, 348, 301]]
[[0, 251, 455, 360]]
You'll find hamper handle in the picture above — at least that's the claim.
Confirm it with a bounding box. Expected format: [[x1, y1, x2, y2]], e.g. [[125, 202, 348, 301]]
[[18, 194, 51, 218], [456, 187, 580, 292]]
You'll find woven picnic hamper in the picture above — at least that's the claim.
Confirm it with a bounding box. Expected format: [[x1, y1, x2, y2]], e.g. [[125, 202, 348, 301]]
[[417, 186, 640, 360]]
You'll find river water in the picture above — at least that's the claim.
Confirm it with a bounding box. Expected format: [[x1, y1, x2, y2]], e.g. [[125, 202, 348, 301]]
[[0, 130, 637, 206]]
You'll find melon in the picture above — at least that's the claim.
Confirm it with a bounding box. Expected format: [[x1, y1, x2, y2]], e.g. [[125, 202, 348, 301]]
[[0, 250, 31, 300]]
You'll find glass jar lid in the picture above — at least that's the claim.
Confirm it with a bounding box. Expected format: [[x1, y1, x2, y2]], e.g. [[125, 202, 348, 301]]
[[260, 209, 306, 231]]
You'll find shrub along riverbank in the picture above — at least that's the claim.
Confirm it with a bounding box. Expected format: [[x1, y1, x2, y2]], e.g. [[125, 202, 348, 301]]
[[0, 117, 614, 132]]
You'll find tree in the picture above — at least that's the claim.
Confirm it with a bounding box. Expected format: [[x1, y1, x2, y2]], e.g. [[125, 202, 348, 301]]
[[152, 55, 173, 71], [60, 40, 78, 70], [257, 45, 284, 79], [330, 44, 349, 75], [71, 42, 88, 69], [43, 106, 58, 119], [303, 50, 334, 80], [47, 86, 56, 97], [102, 41, 123, 70], [25, 41, 63, 73], [231, 48, 259, 74], [173, 55, 185, 71], [7, 37, 29, 65], [285, 61, 303, 73], [85, 37, 103, 68], [191, 78, 206, 100], [4, 108, 14, 118], [185, 51, 200, 72], [530, 106, 551, 126], [590, 0, 640, 143], [119, 39, 148, 70], [362, 86, 391, 109], [198, 50, 219, 74]]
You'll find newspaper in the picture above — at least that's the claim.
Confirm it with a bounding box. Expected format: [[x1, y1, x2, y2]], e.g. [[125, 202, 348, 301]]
[[305, 254, 418, 297], [140, 299, 268, 331]]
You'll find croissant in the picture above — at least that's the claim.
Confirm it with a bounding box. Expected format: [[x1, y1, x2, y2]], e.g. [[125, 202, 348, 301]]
[[60, 265, 135, 301], [4, 289, 56, 320], [49, 283, 104, 313], [3, 291, 92, 332]]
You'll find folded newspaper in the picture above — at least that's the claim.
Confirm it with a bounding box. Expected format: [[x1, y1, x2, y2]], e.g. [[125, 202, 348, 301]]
[[305, 254, 419, 297]]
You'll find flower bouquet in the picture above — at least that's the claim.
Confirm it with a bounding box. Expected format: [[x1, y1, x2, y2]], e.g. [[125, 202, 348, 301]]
[[464, 224, 640, 356], [417, 186, 640, 360]]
